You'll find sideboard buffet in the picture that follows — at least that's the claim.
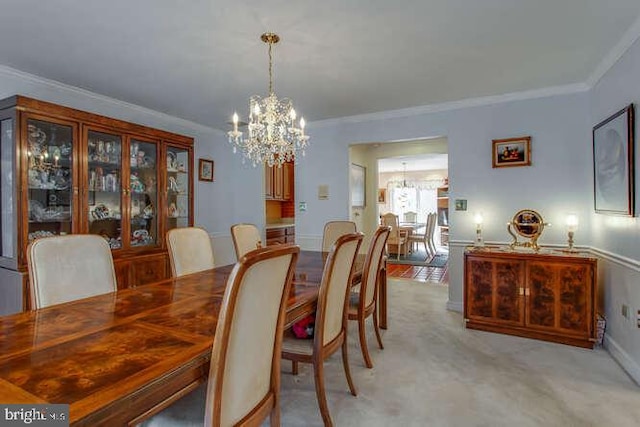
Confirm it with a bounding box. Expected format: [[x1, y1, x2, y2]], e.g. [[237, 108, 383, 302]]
[[464, 246, 597, 348], [0, 96, 194, 312]]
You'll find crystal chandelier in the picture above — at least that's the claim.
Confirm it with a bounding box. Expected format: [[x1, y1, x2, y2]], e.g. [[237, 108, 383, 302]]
[[228, 33, 309, 167]]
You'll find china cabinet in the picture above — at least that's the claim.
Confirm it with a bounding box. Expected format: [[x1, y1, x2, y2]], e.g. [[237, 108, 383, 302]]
[[0, 96, 193, 312], [464, 246, 597, 348]]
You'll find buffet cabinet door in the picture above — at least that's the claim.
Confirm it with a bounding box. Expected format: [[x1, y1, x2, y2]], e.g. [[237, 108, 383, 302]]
[[465, 255, 525, 327]]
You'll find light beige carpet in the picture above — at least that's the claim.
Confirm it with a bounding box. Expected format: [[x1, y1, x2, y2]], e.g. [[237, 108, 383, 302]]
[[275, 279, 640, 426]]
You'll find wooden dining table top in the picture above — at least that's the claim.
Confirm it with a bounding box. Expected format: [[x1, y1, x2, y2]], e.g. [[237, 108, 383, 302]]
[[0, 249, 376, 426]]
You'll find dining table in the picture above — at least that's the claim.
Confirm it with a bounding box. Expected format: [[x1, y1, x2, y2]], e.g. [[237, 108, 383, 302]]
[[0, 249, 387, 426]]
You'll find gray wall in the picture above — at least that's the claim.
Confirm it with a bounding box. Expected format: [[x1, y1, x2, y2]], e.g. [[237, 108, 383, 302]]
[[589, 36, 640, 382]]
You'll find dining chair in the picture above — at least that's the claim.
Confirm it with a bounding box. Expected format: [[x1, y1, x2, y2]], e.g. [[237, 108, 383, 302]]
[[403, 211, 417, 224], [427, 212, 438, 256], [348, 226, 390, 368], [166, 227, 215, 277], [321, 220, 357, 252], [408, 212, 435, 258], [27, 234, 117, 309], [230, 223, 262, 260], [380, 213, 408, 260], [281, 233, 363, 427], [143, 244, 299, 427]]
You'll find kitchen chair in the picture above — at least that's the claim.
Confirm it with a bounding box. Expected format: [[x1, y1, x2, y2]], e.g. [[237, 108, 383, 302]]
[[166, 227, 215, 277], [427, 212, 438, 256], [230, 223, 262, 260], [408, 212, 436, 259], [403, 211, 417, 223], [321, 220, 357, 252], [143, 244, 299, 427], [381, 213, 408, 260], [348, 226, 390, 368], [27, 234, 117, 309], [281, 233, 363, 427]]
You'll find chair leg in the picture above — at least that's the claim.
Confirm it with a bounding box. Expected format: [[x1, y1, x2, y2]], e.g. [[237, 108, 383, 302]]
[[357, 317, 373, 368], [292, 360, 298, 375], [341, 338, 358, 396], [270, 399, 280, 426], [313, 359, 334, 427], [372, 307, 384, 350]]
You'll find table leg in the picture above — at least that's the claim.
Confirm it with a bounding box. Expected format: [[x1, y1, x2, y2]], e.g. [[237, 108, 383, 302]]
[[378, 261, 387, 329]]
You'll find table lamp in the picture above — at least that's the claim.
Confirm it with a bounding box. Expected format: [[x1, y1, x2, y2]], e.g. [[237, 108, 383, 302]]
[[566, 214, 578, 252], [474, 213, 484, 247]]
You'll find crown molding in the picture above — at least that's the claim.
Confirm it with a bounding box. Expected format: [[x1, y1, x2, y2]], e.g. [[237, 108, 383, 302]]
[[310, 83, 589, 128], [586, 14, 640, 88], [0, 65, 220, 135]]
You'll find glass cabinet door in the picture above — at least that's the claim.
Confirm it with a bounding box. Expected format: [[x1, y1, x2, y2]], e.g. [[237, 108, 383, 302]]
[[26, 118, 74, 243], [87, 129, 122, 249], [1, 113, 16, 267], [166, 145, 190, 231], [129, 138, 159, 248]]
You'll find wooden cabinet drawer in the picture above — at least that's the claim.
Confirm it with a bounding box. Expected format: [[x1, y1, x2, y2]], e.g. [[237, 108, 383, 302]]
[[131, 254, 168, 287]]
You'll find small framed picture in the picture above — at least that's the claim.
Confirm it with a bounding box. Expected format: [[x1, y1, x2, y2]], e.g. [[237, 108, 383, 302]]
[[492, 136, 531, 168], [377, 188, 386, 204], [198, 159, 214, 182]]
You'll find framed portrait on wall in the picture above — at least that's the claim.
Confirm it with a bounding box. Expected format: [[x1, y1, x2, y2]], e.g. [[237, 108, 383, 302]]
[[350, 163, 366, 208], [593, 104, 635, 215]]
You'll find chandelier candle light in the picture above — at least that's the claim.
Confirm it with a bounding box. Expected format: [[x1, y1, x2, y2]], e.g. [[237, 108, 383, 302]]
[[228, 33, 310, 167]]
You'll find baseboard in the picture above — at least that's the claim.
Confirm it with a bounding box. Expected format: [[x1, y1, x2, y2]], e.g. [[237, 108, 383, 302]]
[[447, 300, 463, 313], [604, 335, 640, 386]]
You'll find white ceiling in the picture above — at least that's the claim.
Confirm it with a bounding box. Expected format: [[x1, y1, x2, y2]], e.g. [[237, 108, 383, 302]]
[[1, 1, 640, 130]]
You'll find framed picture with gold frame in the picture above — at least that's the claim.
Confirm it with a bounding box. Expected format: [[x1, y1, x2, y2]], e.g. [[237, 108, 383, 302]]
[[198, 158, 214, 182], [492, 136, 531, 168]]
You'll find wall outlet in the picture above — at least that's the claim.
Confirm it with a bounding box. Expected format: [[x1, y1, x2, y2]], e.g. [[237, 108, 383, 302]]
[[622, 304, 629, 319], [637, 310, 640, 329]]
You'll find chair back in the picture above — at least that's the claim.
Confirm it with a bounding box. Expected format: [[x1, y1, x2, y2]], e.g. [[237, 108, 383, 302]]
[[322, 221, 357, 252], [166, 227, 215, 277], [205, 245, 299, 426], [360, 227, 390, 309], [315, 233, 363, 347], [380, 213, 401, 243], [403, 211, 417, 223], [230, 223, 262, 260], [427, 212, 437, 242], [27, 234, 117, 309]]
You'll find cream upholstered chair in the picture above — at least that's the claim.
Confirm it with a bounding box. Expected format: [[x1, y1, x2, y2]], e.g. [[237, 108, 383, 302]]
[[27, 234, 117, 309], [166, 227, 215, 277], [381, 213, 408, 260], [143, 245, 299, 427], [230, 223, 262, 260], [321, 220, 357, 252], [282, 233, 363, 427], [348, 226, 390, 368]]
